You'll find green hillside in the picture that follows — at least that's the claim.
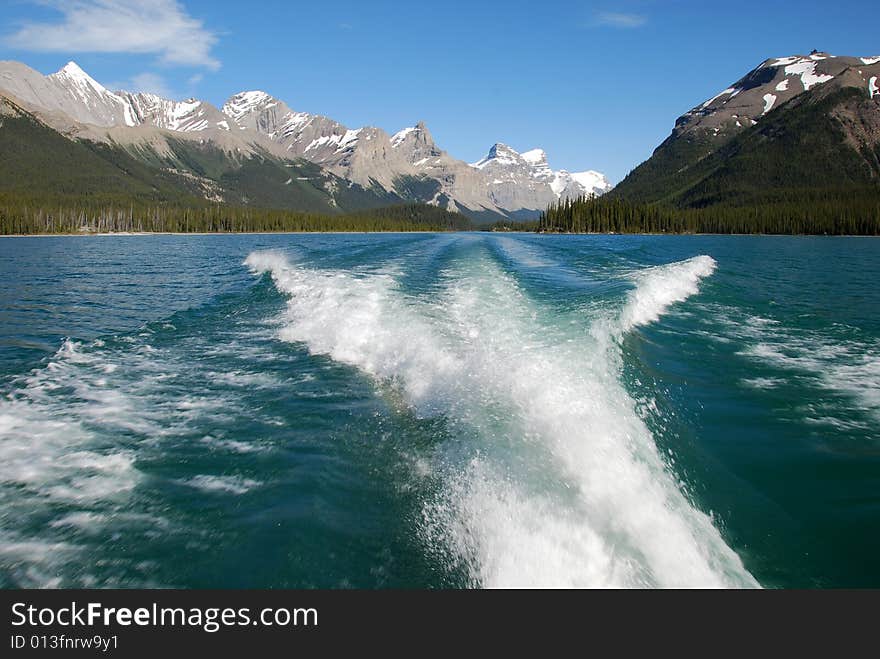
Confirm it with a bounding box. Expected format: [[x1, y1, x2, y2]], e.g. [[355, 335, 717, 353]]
[[611, 86, 880, 211], [543, 82, 880, 235], [0, 102, 201, 205]]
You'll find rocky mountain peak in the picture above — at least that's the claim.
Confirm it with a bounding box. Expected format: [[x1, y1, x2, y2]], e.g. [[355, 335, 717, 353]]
[[391, 122, 433, 146], [221, 90, 280, 122], [475, 143, 522, 167], [676, 53, 880, 140], [468, 141, 611, 205], [52, 61, 91, 80], [48, 61, 113, 98]]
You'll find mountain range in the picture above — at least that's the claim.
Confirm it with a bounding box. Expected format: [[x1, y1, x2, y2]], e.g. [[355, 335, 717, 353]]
[[5, 52, 876, 232], [0, 60, 611, 221]]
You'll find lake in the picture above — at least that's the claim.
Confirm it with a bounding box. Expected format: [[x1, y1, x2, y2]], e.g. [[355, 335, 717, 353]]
[[1, 233, 878, 587]]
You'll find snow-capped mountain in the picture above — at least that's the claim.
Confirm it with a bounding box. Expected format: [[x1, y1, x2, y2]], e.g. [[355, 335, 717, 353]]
[[677, 52, 880, 140], [0, 61, 137, 127], [221, 90, 375, 168], [471, 143, 611, 206], [0, 60, 612, 219], [125, 92, 230, 133], [221, 91, 342, 147], [613, 51, 880, 207], [0, 60, 231, 134], [221, 90, 442, 194]]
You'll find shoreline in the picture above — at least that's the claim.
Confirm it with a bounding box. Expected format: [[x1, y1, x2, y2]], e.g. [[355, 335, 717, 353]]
[[0, 230, 452, 237], [1, 231, 878, 238]]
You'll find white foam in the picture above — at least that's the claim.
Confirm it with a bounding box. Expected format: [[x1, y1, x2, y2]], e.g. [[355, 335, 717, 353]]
[[248, 250, 756, 588], [618, 256, 717, 332], [0, 339, 150, 584], [702, 306, 880, 424], [205, 370, 280, 389], [0, 329, 262, 585], [245, 251, 461, 415], [49, 512, 108, 531], [0, 344, 142, 504], [737, 337, 880, 415], [199, 435, 266, 454], [742, 377, 786, 390], [180, 475, 261, 495]]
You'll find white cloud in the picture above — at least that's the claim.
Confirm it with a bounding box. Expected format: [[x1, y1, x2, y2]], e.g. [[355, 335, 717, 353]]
[[594, 11, 647, 28], [128, 72, 175, 97], [106, 72, 177, 98], [4, 1, 220, 70]]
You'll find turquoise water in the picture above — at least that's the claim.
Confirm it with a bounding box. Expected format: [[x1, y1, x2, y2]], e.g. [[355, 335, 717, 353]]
[[0, 233, 878, 588]]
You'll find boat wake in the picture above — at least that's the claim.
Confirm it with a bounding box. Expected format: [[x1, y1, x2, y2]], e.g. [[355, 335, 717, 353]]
[[246, 248, 758, 588]]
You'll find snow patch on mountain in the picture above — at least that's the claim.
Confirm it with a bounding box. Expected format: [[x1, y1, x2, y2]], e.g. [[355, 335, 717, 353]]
[[769, 56, 801, 67], [784, 60, 834, 91], [701, 87, 738, 109], [221, 91, 275, 123], [568, 170, 612, 194], [521, 148, 547, 165], [126, 94, 212, 132], [391, 126, 417, 147], [336, 128, 361, 151]]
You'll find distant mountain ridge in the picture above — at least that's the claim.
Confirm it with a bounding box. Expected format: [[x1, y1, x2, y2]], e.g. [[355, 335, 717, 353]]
[[0, 60, 610, 220], [471, 143, 610, 213], [216, 88, 610, 216]]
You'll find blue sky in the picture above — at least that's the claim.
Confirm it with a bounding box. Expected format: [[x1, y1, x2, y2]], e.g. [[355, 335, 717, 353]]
[[1, 1, 878, 182]]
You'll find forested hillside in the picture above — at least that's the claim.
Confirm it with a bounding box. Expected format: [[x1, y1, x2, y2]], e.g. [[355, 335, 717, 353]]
[[0, 201, 472, 235], [539, 193, 880, 235]]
